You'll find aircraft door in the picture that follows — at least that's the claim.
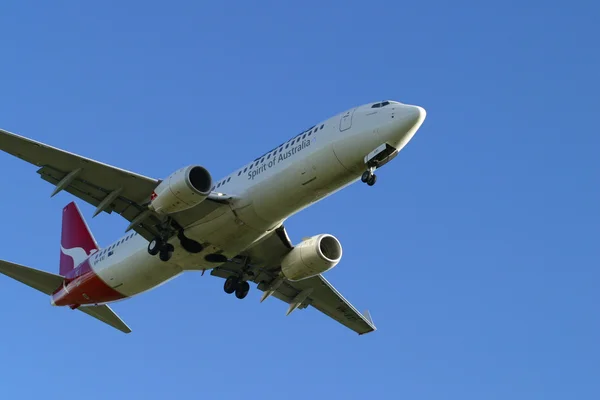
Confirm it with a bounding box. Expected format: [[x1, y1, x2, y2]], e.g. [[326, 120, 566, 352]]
[[339, 108, 355, 132]]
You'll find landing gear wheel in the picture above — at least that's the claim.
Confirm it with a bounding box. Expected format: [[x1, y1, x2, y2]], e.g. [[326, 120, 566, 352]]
[[361, 171, 371, 183], [367, 174, 377, 186], [224, 276, 239, 294], [159, 243, 174, 262], [148, 238, 163, 256], [235, 281, 250, 299]]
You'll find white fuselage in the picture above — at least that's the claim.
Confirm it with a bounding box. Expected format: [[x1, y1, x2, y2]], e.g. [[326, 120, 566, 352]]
[[88, 101, 426, 300]]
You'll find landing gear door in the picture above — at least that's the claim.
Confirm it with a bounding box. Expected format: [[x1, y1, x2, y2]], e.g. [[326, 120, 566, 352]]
[[339, 108, 355, 132]]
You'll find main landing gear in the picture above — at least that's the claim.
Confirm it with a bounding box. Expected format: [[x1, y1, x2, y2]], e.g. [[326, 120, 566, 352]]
[[361, 167, 377, 186], [223, 276, 250, 299], [147, 218, 205, 262], [148, 238, 174, 262]]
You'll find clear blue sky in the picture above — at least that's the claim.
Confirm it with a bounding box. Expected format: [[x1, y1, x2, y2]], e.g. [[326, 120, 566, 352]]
[[0, 1, 598, 399]]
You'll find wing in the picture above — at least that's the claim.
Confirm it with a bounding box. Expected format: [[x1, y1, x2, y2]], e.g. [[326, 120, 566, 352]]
[[78, 304, 132, 334], [0, 128, 229, 241], [211, 226, 376, 335]]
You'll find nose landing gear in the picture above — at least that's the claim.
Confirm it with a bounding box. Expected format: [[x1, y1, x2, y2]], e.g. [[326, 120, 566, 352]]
[[361, 143, 400, 187], [361, 168, 377, 186]]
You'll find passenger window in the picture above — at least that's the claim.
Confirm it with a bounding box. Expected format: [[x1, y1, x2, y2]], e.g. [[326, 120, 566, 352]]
[[244, 167, 248, 172], [302, 134, 306, 139], [238, 171, 241, 176], [249, 163, 253, 169], [320, 124, 324, 129], [261, 158, 265, 163], [227, 177, 231, 182], [285, 143, 289, 149], [267, 153, 271, 159]]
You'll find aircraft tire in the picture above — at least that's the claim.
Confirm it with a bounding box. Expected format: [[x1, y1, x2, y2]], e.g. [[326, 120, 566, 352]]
[[159, 244, 174, 262], [235, 281, 250, 299], [361, 171, 371, 183], [367, 174, 377, 186], [148, 238, 162, 256], [224, 276, 238, 294]]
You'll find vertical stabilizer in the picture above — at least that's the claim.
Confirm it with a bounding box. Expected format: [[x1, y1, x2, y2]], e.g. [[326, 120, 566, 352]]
[[60, 202, 99, 276]]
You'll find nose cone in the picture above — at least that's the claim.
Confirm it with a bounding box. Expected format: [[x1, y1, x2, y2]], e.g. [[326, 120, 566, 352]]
[[405, 105, 426, 127], [383, 104, 426, 150]]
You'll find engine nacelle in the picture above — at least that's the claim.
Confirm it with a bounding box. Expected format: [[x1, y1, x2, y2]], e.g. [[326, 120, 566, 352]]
[[149, 165, 213, 215], [281, 234, 343, 281]]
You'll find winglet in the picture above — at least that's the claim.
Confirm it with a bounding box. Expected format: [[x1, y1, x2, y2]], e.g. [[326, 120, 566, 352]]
[[363, 309, 375, 325], [358, 309, 376, 335]]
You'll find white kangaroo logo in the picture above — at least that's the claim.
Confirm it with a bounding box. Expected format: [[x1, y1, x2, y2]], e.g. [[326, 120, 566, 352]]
[[61, 245, 89, 268]]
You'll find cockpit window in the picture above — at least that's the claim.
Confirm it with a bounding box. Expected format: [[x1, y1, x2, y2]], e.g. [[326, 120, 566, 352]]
[[371, 101, 391, 108]]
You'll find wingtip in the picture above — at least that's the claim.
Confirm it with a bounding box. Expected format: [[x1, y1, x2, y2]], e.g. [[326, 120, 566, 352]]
[[363, 309, 375, 326]]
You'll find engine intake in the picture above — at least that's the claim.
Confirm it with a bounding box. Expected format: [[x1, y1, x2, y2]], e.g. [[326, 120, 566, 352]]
[[149, 165, 212, 215], [281, 234, 342, 281]]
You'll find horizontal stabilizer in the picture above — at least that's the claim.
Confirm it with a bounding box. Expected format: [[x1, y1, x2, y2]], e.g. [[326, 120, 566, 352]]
[[0, 260, 63, 295], [0, 260, 130, 333], [78, 304, 132, 334]]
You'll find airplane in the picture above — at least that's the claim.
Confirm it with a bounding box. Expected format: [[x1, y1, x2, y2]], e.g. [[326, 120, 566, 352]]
[[0, 100, 426, 335]]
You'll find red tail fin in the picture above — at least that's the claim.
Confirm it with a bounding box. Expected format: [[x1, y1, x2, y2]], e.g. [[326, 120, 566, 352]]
[[59, 202, 99, 276]]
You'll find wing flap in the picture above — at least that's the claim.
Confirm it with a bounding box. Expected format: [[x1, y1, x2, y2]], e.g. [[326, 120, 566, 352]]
[[78, 304, 132, 334], [0, 260, 64, 295]]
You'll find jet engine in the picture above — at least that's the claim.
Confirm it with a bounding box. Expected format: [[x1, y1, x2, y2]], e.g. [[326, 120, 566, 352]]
[[281, 234, 343, 281], [149, 165, 213, 215]]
